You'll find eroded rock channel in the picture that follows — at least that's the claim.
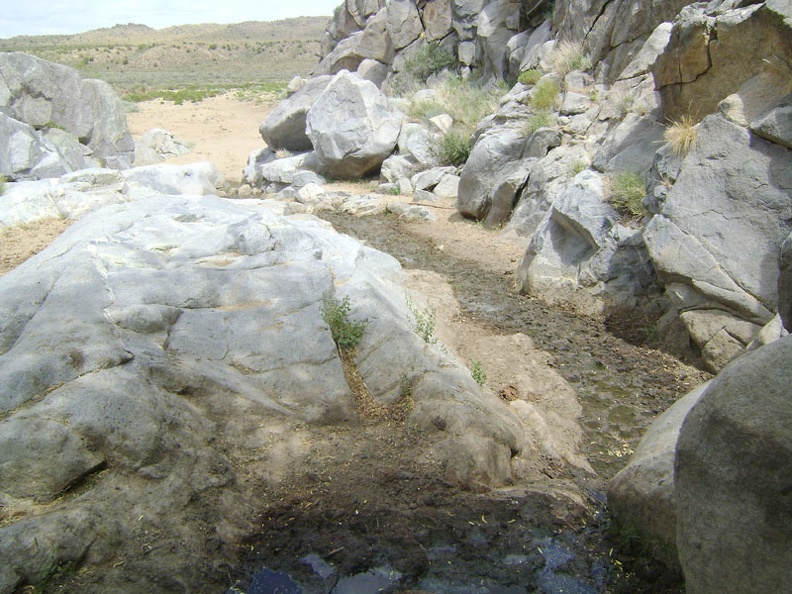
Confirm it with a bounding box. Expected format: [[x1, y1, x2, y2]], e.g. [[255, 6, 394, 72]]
[[224, 209, 709, 594]]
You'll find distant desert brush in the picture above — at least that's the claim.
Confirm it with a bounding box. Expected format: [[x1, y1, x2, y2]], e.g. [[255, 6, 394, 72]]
[[664, 116, 698, 158]]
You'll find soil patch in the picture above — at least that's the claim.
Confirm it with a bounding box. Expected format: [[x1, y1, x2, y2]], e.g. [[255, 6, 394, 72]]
[[0, 218, 73, 276], [126, 93, 272, 183]]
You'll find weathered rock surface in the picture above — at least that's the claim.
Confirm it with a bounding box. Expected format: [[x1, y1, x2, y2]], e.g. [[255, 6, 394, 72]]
[[607, 381, 710, 570], [653, 0, 792, 123], [259, 75, 332, 152], [780, 232, 792, 332], [643, 113, 792, 371], [675, 335, 792, 593], [0, 52, 135, 175], [0, 176, 589, 592], [306, 70, 404, 178], [0, 163, 225, 228]]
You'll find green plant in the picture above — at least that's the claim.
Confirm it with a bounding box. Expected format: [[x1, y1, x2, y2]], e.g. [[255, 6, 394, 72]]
[[607, 171, 647, 218], [664, 115, 698, 158], [403, 42, 455, 83], [518, 68, 542, 86], [436, 128, 471, 166], [0, 176, 5, 196], [321, 295, 367, 350], [530, 78, 560, 111], [569, 160, 588, 176], [470, 361, 487, 386], [407, 297, 437, 344], [523, 109, 556, 135]]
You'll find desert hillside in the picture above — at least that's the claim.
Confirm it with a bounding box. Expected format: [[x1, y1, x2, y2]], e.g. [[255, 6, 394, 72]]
[[0, 17, 329, 90]]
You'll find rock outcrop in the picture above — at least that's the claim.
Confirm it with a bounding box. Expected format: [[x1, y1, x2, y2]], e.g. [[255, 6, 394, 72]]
[[259, 75, 332, 152], [675, 335, 792, 593], [306, 70, 404, 178], [0, 52, 135, 178], [0, 166, 591, 592]]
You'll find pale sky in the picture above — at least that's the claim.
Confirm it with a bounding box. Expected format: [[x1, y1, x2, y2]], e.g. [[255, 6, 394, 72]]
[[0, 0, 342, 39]]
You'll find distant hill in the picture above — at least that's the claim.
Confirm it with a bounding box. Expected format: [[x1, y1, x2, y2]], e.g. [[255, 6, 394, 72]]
[[0, 17, 330, 92]]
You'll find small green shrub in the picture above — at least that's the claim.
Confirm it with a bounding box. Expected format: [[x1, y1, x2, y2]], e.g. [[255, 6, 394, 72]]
[[523, 109, 556, 136], [471, 361, 487, 386], [530, 78, 560, 111], [436, 129, 471, 166], [404, 42, 455, 83], [407, 297, 437, 344], [0, 176, 5, 196], [607, 172, 647, 218], [569, 160, 588, 176], [518, 69, 542, 86], [322, 295, 367, 350]]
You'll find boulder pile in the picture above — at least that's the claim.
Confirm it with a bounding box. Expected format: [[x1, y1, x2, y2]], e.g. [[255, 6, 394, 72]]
[[0, 52, 135, 179]]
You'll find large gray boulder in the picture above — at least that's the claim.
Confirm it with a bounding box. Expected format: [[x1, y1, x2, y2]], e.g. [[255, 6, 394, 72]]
[[0, 52, 134, 172], [306, 70, 403, 178], [675, 335, 792, 594], [780, 232, 792, 332], [644, 113, 792, 371], [0, 184, 568, 592], [259, 75, 333, 152], [457, 127, 526, 223], [607, 381, 710, 571]]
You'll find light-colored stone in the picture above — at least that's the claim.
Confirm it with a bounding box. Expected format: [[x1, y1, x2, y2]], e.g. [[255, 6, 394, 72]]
[[675, 335, 792, 594], [259, 75, 332, 152], [306, 71, 404, 178]]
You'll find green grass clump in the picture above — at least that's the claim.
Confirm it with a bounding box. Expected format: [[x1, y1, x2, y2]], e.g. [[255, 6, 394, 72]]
[[471, 361, 487, 386], [0, 176, 6, 196], [607, 172, 647, 217], [436, 129, 471, 166], [518, 69, 543, 86], [322, 295, 367, 350], [530, 78, 560, 111], [523, 109, 556, 136], [124, 86, 223, 104], [404, 42, 455, 83]]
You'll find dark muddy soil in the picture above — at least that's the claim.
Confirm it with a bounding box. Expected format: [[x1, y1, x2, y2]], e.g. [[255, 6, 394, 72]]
[[223, 211, 710, 594]]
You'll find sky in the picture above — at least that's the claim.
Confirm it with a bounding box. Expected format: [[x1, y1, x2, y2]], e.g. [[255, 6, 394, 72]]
[[0, 0, 342, 39]]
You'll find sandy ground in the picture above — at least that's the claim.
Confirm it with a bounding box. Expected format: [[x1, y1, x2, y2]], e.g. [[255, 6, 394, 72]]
[[126, 94, 274, 183]]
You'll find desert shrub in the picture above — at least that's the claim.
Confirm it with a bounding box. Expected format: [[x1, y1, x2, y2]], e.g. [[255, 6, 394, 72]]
[[470, 361, 487, 386], [530, 78, 560, 111], [436, 129, 471, 166], [518, 69, 543, 86], [404, 42, 455, 83], [569, 160, 588, 176], [523, 109, 556, 136], [607, 171, 647, 217], [551, 40, 592, 75], [321, 295, 367, 350], [664, 115, 698, 158], [0, 176, 6, 196], [407, 298, 437, 344]]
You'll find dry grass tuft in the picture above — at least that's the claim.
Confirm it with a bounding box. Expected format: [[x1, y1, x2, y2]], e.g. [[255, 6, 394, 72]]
[[551, 40, 592, 76], [664, 116, 698, 158]]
